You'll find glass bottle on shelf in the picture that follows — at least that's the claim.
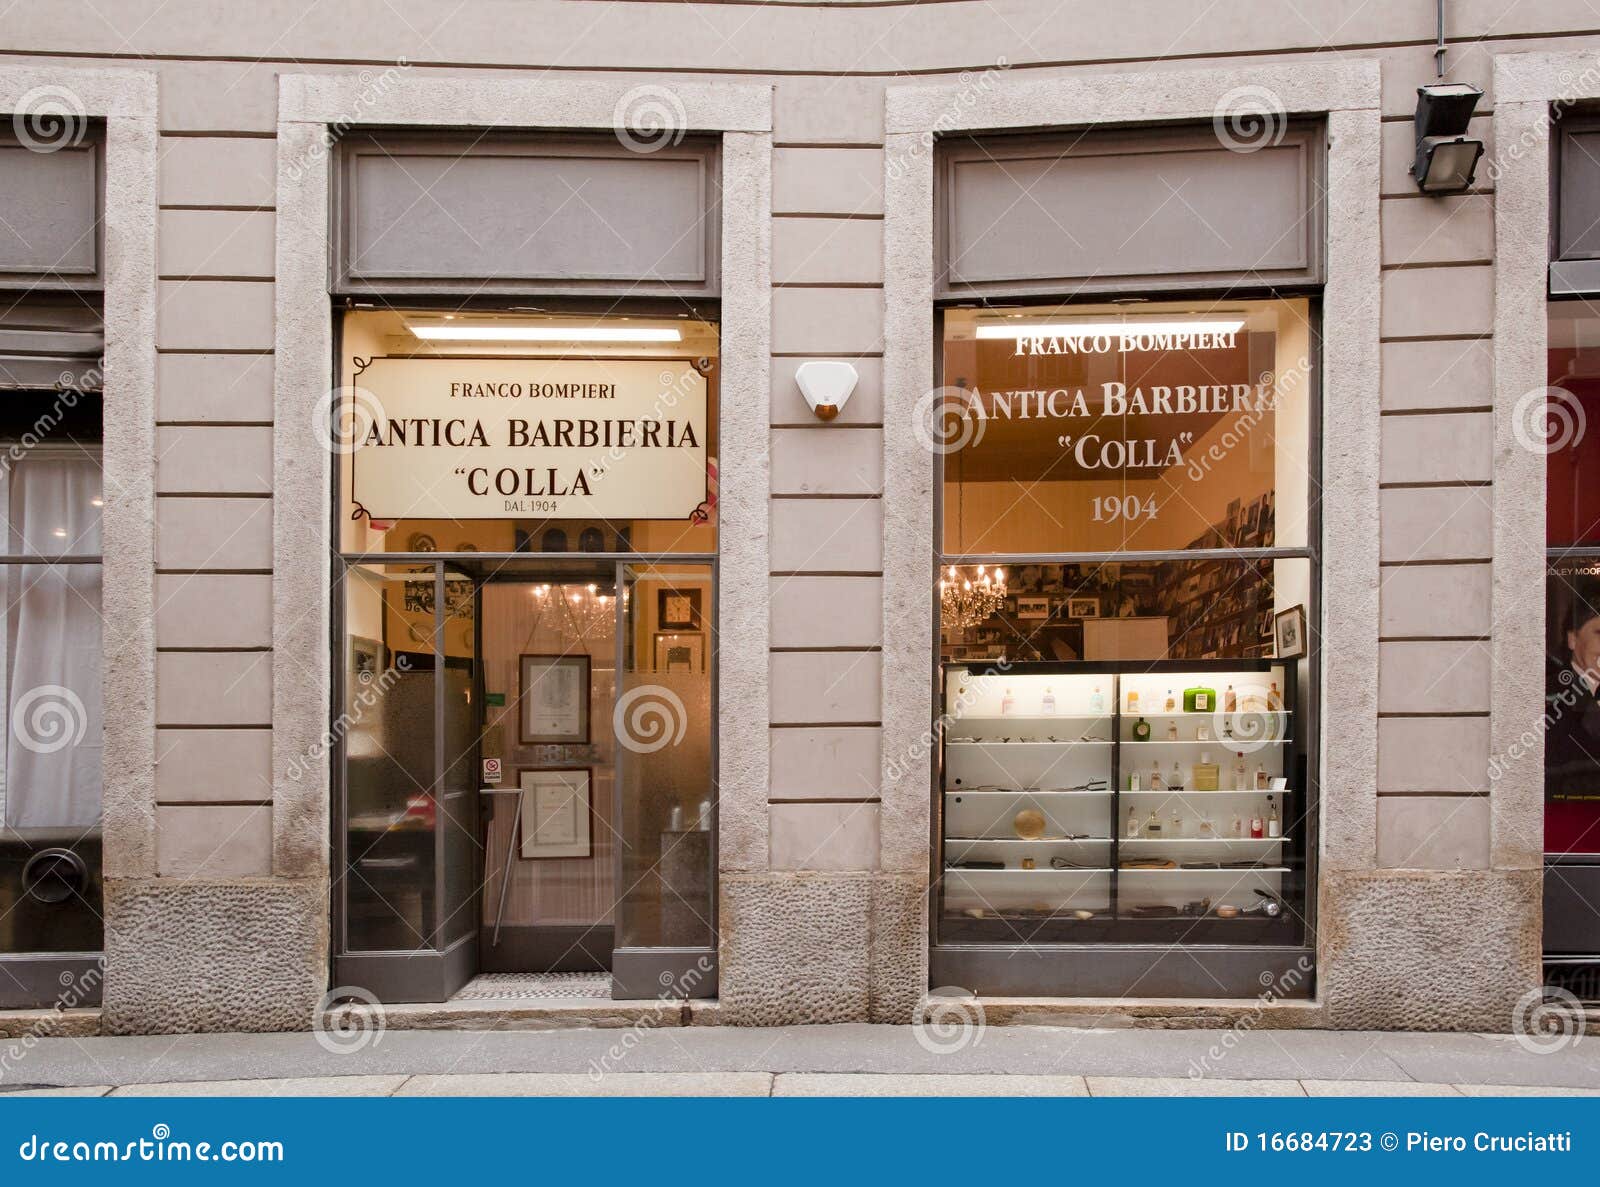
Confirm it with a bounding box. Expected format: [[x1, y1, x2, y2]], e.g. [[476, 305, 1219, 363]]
[[1232, 752, 1246, 790], [1127, 688, 1140, 713], [1132, 716, 1151, 742], [1169, 761, 1183, 790], [1267, 797, 1281, 838], [1192, 752, 1219, 791], [1225, 684, 1237, 712], [1001, 687, 1015, 715], [1223, 718, 1234, 741], [1269, 681, 1281, 709], [1150, 761, 1163, 790], [1127, 807, 1140, 838], [1165, 720, 1179, 741], [1164, 689, 1176, 712], [1041, 686, 1056, 714], [1170, 808, 1183, 837], [1146, 810, 1161, 835], [1129, 767, 1142, 791], [1250, 808, 1264, 839], [1199, 814, 1215, 838], [1090, 685, 1105, 714], [1254, 763, 1269, 790], [1231, 815, 1243, 837]]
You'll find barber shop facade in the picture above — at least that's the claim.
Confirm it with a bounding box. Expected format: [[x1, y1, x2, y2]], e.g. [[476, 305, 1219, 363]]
[[1, 7, 1600, 1036]]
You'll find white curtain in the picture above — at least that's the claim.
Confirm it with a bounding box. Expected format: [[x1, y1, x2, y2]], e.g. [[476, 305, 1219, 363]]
[[4, 454, 102, 830]]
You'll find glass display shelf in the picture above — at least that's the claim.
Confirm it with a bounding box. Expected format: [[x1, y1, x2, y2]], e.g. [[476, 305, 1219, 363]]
[[936, 658, 1307, 946]]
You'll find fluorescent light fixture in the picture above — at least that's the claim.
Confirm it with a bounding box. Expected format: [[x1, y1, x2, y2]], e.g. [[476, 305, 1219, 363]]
[[975, 319, 1245, 340], [408, 324, 682, 343]]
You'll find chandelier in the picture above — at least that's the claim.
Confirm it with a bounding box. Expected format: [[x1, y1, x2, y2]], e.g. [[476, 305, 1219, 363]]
[[939, 564, 1007, 631], [539, 582, 625, 639]]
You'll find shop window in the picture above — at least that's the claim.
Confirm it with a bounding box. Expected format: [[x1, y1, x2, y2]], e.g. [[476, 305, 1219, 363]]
[[333, 309, 718, 1001], [0, 394, 104, 960], [934, 297, 1317, 980], [1546, 300, 1600, 861]]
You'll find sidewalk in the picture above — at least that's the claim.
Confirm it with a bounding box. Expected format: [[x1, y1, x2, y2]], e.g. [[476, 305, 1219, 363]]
[[3, 1024, 1599, 1096]]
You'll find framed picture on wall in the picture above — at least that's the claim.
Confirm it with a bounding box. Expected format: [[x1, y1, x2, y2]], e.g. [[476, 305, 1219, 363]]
[[658, 588, 703, 630], [349, 635, 383, 686], [1066, 596, 1100, 618], [654, 631, 705, 674], [517, 767, 592, 860], [1016, 596, 1050, 619], [1274, 605, 1307, 659], [519, 654, 590, 745]]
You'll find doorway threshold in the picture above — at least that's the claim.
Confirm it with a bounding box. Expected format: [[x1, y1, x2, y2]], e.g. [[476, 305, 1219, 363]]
[[337, 978, 721, 1033], [451, 973, 613, 1002]]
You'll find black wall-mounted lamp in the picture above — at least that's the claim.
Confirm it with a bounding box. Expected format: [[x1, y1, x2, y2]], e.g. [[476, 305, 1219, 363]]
[[1410, 82, 1484, 193]]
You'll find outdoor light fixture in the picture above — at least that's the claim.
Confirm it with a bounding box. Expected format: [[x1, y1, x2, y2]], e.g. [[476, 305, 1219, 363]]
[[795, 360, 859, 421], [407, 324, 682, 343], [975, 318, 1245, 341], [1410, 82, 1484, 194]]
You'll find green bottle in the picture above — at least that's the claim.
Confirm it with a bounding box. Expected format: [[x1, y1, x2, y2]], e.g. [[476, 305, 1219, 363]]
[[1132, 716, 1151, 742]]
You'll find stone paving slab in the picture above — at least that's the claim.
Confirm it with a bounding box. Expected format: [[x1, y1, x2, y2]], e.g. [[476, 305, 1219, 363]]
[[394, 1072, 772, 1096], [110, 1076, 410, 1097], [1086, 1076, 1306, 1096], [774, 1072, 1090, 1096], [1301, 1080, 1461, 1096]]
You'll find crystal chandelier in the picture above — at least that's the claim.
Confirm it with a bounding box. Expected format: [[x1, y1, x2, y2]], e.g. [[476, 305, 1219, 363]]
[[939, 564, 1007, 631], [553, 582, 623, 639]]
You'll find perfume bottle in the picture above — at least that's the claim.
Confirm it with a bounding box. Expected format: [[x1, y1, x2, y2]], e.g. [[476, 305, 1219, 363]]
[[1150, 761, 1164, 791], [1041, 686, 1057, 714], [1146, 810, 1161, 836], [1232, 752, 1247, 791], [1269, 680, 1281, 709], [1129, 768, 1142, 791], [1255, 764, 1269, 790], [1223, 718, 1234, 741], [1169, 761, 1183, 790], [1250, 808, 1264, 839], [1164, 689, 1176, 712], [1170, 808, 1183, 837], [1231, 815, 1243, 838], [1192, 752, 1220, 791], [1267, 797, 1281, 838], [1001, 687, 1015, 715], [1090, 685, 1105, 714], [1127, 689, 1140, 713], [1165, 720, 1179, 741], [1199, 814, 1216, 838], [1127, 808, 1141, 838], [1132, 715, 1151, 742], [1224, 683, 1237, 713]]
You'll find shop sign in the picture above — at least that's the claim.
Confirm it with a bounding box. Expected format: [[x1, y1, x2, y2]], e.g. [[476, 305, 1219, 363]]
[[346, 356, 710, 521]]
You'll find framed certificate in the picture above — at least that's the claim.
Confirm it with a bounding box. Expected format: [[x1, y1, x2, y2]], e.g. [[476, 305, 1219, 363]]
[[517, 767, 592, 860], [519, 654, 590, 745]]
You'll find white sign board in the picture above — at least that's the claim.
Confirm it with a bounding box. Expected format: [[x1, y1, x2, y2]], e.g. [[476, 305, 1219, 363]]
[[347, 356, 709, 522]]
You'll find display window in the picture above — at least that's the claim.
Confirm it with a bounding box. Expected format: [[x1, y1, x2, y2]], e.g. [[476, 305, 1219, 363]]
[[0, 393, 104, 960], [933, 297, 1317, 967], [332, 308, 718, 1001], [1546, 300, 1600, 857]]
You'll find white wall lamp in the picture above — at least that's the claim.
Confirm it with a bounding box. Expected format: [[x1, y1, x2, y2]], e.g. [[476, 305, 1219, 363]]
[[1410, 82, 1484, 194], [795, 360, 859, 421]]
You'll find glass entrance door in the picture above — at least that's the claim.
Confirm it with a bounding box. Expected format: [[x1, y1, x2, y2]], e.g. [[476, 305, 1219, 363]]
[[478, 573, 618, 972]]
